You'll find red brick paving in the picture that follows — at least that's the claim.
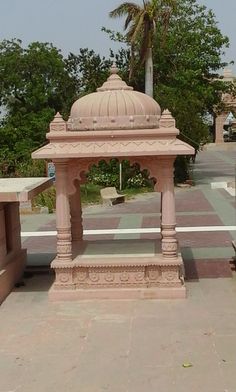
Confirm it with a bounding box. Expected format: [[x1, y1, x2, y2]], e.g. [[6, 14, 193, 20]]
[[83, 235, 115, 241], [184, 259, 232, 279], [23, 235, 116, 253], [101, 198, 161, 215], [140, 233, 161, 240], [142, 216, 161, 228], [83, 217, 120, 230], [39, 219, 56, 230], [176, 214, 223, 227], [175, 190, 214, 212], [37, 217, 121, 232], [23, 236, 57, 254], [142, 214, 223, 228], [98, 189, 214, 214]]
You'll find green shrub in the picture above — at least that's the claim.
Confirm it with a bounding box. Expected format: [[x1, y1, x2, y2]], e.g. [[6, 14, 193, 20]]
[[32, 186, 56, 213], [87, 159, 152, 189], [15, 159, 46, 177], [174, 157, 190, 184]]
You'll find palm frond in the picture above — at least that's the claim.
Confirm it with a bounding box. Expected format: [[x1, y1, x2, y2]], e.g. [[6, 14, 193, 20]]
[[124, 13, 133, 30], [109, 2, 140, 19], [127, 11, 145, 43]]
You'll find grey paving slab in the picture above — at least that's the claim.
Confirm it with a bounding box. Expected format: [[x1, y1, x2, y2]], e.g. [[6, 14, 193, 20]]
[[114, 214, 143, 240], [181, 246, 234, 259], [83, 239, 155, 257], [201, 187, 235, 226], [213, 151, 236, 165], [20, 213, 56, 232]]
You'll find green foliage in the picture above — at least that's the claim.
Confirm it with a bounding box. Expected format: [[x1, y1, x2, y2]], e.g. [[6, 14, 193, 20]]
[[152, 0, 232, 148], [66, 48, 111, 96], [0, 39, 77, 175], [0, 40, 77, 115], [0, 0, 234, 184], [80, 184, 102, 204], [106, 0, 233, 149], [14, 159, 46, 178], [87, 159, 153, 189], [174, 157, 190, 184], [87, 159, 120, 187], [109, 0, 176, 62], [33, 186, 56, 213]]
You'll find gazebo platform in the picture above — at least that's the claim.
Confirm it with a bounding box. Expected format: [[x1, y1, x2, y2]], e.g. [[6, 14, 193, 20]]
[[49, 239, 185, 300]]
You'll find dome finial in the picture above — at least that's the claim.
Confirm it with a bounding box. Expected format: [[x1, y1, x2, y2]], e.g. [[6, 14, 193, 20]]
[[110, 62, 119, 75], [97, 63, 133, 92]]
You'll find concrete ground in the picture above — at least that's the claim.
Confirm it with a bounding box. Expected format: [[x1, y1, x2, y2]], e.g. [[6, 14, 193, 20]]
[[1, 148, 236, 392], [1, 276, 236, 392]]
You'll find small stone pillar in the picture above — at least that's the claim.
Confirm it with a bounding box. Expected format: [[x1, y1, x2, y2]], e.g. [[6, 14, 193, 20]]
[[5, 203, 21, 252], [70, 180, 83, 242], [160, 158, 178, 258], [54, 160, 72, 263], [215, 113, 227, 143], [160, 192, 163, 239]]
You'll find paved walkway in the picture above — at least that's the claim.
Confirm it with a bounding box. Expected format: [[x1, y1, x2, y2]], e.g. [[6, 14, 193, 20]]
[[1, 148, 236, 392], [1, 276, 236, 392]]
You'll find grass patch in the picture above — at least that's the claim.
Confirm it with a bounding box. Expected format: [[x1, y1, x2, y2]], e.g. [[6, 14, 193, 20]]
[[80, 183, 102, 205], [32, 183, 153, 212]]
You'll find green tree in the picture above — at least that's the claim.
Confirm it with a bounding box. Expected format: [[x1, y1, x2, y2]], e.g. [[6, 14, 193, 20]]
[[66, 48, 111, 96], [109, 0, 176, 97], [0, 39, 77, 175], [65, 47, 132, 96], [107, 0, 233, 148], [152, 0, 232, 147]]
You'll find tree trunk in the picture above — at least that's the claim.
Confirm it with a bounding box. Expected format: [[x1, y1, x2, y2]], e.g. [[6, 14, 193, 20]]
[[145, 47, 153, 98]]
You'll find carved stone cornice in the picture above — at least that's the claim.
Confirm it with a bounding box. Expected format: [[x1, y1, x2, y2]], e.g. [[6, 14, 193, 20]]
[[32, 138, 194, 159]]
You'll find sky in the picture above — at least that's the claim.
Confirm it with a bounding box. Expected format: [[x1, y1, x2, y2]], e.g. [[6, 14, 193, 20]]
[[0, 0, 235, 73]]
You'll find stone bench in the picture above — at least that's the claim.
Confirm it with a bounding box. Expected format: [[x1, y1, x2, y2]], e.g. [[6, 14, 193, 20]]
[[100, 187, 125, 206]]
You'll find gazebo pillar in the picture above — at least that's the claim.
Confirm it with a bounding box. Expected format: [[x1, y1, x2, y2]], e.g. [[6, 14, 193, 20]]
[[54, 160, 72, 263], [160, 192, 163, 239], [160, 158, 178, 258], [69, 181, 83, 242]]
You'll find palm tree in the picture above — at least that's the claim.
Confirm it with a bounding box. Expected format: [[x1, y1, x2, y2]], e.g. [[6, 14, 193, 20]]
[[109, 0, 175, 97]]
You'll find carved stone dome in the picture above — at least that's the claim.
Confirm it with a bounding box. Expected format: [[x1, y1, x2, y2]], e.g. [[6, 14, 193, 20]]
[[69, 64, 161, 131]]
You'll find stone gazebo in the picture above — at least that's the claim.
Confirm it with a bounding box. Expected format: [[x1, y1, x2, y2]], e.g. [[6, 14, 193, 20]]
[[32, 65, 194, 300]]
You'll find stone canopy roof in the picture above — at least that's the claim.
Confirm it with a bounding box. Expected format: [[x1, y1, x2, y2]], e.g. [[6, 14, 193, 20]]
[[70, 64, 161, 132], [32, 65, 194, 160]]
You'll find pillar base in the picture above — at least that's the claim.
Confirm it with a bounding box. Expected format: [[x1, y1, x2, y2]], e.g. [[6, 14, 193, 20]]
[[49, 285, 186, 300], [49, 244, 186, 300]]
